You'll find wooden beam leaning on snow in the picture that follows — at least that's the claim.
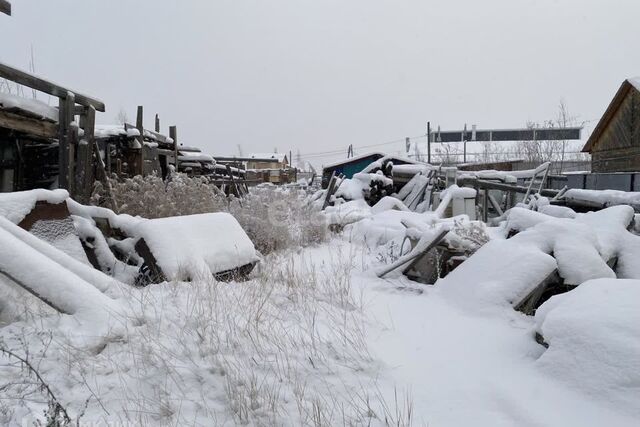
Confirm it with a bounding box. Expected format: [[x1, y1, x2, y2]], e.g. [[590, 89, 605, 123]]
[[0, 217, 121, 316], [376, 227, 449, 278], [0, 216, 122, 297]]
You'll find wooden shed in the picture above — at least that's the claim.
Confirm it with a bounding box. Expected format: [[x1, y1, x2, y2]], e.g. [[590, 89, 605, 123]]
[[582, 78, 640, 173]]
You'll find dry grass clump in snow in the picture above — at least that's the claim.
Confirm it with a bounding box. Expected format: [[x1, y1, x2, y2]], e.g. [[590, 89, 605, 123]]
[[0, 245, 412, 426], [228, 185, 327, 254], [92, 172, 227, 218]]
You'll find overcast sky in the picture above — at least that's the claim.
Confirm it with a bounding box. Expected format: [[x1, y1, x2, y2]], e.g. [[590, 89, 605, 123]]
[[2, 0, 639, 166]]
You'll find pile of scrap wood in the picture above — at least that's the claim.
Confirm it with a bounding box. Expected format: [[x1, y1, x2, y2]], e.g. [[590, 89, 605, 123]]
[[0, 189, 260, 311]]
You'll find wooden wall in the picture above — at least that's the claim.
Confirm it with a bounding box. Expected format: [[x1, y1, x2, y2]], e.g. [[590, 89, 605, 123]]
[[592, 88, 640, 172]]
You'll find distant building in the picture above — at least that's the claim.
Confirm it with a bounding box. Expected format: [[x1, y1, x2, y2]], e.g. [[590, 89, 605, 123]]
[[246, 153, 293, 185], [582, 78, 640, 173], [246, 153, 288, 170]]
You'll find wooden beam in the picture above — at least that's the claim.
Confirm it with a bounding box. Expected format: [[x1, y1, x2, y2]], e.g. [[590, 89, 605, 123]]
[[0, 62, 105, 111], [0, 1, 10, 16], [0, 110, 57, 138]]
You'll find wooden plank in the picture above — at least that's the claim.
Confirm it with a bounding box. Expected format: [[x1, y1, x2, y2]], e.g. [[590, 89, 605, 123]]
[[488, 193, 504, 216], [0, 110, 57, 138], [376, 228, 449, 278], [457, 177, 559, 197], [0, 62, 104, 111], [322, 171, 337, 210], [0, 1, 10, 16]]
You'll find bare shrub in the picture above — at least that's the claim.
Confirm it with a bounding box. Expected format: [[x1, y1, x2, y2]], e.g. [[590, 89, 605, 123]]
[[92, 173, 328, 255], [92, 172, 227, 218], [229, 186, 327, 254]]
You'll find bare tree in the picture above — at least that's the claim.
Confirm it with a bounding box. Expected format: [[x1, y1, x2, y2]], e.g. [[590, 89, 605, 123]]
[[115, 108, 129, 125]]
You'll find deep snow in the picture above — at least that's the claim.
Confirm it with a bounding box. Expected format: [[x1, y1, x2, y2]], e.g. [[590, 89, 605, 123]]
[[0, 238, 638, 425]]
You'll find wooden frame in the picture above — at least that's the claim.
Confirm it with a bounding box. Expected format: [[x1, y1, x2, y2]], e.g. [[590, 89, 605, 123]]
[[0, 62, 105, 111]]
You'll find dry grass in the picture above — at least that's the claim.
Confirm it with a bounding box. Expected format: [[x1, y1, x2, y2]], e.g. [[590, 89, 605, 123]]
[[0, 244, 414, 426]]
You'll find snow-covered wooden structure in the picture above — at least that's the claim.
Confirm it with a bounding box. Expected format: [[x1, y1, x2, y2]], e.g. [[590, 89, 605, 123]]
[[0, 62, 104, 202], [582, 78, 640, 173]]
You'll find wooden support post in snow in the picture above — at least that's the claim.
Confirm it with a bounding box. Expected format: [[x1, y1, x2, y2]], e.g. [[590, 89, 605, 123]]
[[155, 114, 160, 132], [169, 125, 178, 171], [482, 189, 489, 222], [58, 92, 75, 190], [136, 106, 144, 176], [68, 125, 78, 198]]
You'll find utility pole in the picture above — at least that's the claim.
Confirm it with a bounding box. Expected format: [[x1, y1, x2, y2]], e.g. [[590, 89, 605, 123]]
[[427, 122, 431, 164]]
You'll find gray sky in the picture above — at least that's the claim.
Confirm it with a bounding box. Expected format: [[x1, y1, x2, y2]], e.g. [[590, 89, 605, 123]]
[[2, 0, 639, 167]]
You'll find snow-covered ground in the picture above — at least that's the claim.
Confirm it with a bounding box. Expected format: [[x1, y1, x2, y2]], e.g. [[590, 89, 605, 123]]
[[1, 234, 638, 425]]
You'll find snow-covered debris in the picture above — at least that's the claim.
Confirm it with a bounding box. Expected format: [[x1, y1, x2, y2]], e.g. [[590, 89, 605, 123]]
[[538, 204, 577, 219], [564, 188, 640, 210], [371, 196, 409, 214], [438, 238, 557, 309], [134, 213, 259, 281], [535, 278, 640, 418], [324, 199, 372, 226], [71, 214, 139, 284], [0, 216, 121, 296], [0, 92, 58, 121], [439, 205, 640, 309], [67, 198, 145, 236], [0, 189, 68, 224], [0, 219, 121, 337], [434, 184, 476, 217], [334, 172, 393, 201]]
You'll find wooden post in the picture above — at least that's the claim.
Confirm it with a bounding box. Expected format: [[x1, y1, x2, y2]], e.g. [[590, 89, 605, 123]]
[[169, 125, 178, 172], [68, 125, 78, 198], [155, 114, 160, 133], [482, 189, 489, 222], [136, 106, 144, 175], [427, 121, 431, 165], [81, 106, 96, 202], [58, 91, 75, 190], [77, 142, 89, 203]]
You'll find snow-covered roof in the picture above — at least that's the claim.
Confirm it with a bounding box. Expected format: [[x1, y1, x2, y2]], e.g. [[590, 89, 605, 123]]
[[0, 92, 58, 122], [322, 152, 386, 169], [248, 153, 287, 163]]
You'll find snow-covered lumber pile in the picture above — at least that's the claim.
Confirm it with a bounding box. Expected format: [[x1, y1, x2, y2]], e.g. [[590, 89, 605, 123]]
[[438, 205, 640, 311]]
